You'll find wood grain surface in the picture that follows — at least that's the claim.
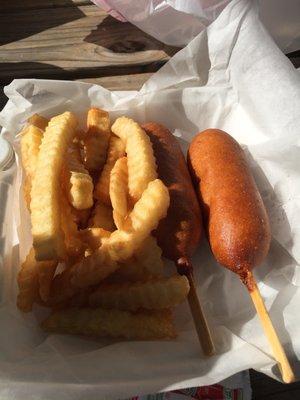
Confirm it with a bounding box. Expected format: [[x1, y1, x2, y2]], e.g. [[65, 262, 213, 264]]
[[0, 0, 176, 109], [0, 2, 177, 82]]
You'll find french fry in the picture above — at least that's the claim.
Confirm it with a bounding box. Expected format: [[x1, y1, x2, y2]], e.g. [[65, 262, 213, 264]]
[[106, 258, 152, 283], [64, 147, 94, 210], [135, 235, 164, 276], [60, 195, 85, 259], [87, 107, 110, 134], [71, 207, 91, 229], [18, 109, 184, 345], [73, 129, 86, 141], [30, 112, 77, 260], [46, 267, 77, 306], [17, 248, 57, 311], [89, 274, 189, 311], [38, 260, 58, 302], [94, 136, 125, 204], [101, 230, 135, 262], [20, 125, 43, 208], [23, 175, 32, 209], [105, 179, 170, 261], [127, 179, 170, 235], [110, 157, 129, 229], [108, 236, 164, 283], [20, 125, 43, 177], [46, 260, 105, 307], [83, 108, 111, 171], [69, 289, 91, 308], [88, 201, 115, 231], [27, 114, 49, 131], [76, 180, 169, 288], [111, 116, 157, 203], [80, 227, 111, 251], [17, 249, 39, 312], [41, 307, 176, 339], [70, 246, 119, 288]]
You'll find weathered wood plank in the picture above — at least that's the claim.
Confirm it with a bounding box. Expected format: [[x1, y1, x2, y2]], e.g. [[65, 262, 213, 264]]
[[0, 3, 86, 47], [0, 5, 177, 80], [0, 62, 160, 84]]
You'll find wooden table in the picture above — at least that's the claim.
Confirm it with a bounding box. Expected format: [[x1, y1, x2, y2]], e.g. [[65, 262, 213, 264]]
[[0, 0, 178, 109], [0, 1, 299, 398]]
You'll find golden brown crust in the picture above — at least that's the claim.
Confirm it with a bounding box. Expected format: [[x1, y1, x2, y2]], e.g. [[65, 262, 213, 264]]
[[187, 129, 271, 275], [142, 122, 202, 263]]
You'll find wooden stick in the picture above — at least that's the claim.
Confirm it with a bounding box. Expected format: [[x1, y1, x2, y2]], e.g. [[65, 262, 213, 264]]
[[186, 271, 215, 356], [175, 257, 215, 356], [176, 257, 214, 356], [248, 271, 295, 383]]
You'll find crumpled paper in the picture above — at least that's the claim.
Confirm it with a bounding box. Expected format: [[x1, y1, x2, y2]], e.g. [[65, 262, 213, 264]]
[[0, 0, 299, 399], [91, 0, 300, 53], [91, 0, 231, 46]]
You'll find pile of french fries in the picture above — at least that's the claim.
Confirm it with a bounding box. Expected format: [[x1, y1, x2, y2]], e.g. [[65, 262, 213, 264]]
[[17, 109, 190, 340]]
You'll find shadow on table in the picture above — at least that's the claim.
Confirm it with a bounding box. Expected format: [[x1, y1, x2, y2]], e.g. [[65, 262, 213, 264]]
[[0, 0, 84, 46], [250, 369, 300, 399], [84, 15, 178, 57], [0, 62, 70, 82]]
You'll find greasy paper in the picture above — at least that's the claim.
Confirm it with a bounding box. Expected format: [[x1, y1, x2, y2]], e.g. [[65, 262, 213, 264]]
[[0, 0, 299, 399]]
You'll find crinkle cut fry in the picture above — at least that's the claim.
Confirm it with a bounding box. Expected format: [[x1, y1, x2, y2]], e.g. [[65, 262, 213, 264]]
[[89, 274, 190, 310], [20, 125, 43, 178], [41, 307, 176, 339], [134, 235, 164, 276], [83, 108, 111, 172], [38, 260, 58, 302], [17, 248, 57, 311], [94, 136, 125, 204], [45, 266, 77, 307], [106, 179, 170, 261], [71, 207, 91, 228], [70, 179, 169, 289], [70, 246, 119, 289], [88, 201, 115, 231], [20, 125, 43, 209], [17, 248, 39, 312], [30, 112, 77, 260], [80, 227, 111, 251], [128, 179, 170, 235], [46, 236, 117, 306], [23, 175, 32, 209], [106, 258, 152, 283], [111, 116, 157, 203], [60, 195, 85, 259], [110, 157, 129, 229], [27, 114, 49, 131], [109, 235, 164, 283], [64, 147, 94, 210]]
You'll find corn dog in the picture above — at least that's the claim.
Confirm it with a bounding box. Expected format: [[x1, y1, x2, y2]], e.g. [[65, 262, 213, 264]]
[[188, 129, 294, 383], [143, 122, 214, 356]]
